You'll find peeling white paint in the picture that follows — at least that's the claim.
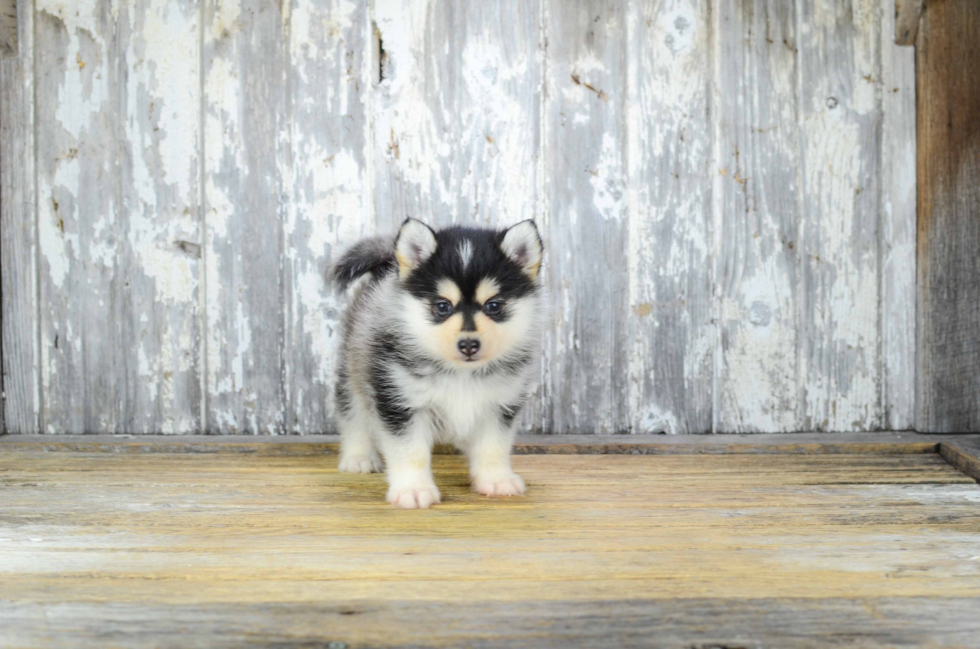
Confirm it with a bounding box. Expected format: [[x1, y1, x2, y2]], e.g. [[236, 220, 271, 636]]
[[589, 132, 625, 222], [627, 0, 713, 434], [457, 29, 537, 224], [636, 403, 680, 435], [20, 0, 915, 435], [801, 39, 882, 430], [879, 0, 916, 430], [373, 0, 456, 221]]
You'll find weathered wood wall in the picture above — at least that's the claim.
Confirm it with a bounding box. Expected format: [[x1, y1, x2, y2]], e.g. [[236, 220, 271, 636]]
[[915, 0, 980, 433], [1, 0, 918, 434]]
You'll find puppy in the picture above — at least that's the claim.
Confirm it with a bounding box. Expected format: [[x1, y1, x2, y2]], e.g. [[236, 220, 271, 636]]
[[331, 218, 545, 509]]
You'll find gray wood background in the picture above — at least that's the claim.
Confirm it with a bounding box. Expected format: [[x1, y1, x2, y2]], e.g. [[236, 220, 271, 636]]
[[1, 0, 917, 434]]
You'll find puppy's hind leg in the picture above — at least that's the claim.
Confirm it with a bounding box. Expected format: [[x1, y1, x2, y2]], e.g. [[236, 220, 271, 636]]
[[337, 380, 382, 474]]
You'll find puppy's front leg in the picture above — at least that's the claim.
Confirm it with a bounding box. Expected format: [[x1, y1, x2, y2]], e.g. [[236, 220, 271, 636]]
[[466, 414, 525, 498], [378, 415, 440, 509]]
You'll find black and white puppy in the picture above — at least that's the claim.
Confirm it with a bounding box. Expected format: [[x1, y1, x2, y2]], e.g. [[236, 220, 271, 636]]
[[331, 218, 545, 509]]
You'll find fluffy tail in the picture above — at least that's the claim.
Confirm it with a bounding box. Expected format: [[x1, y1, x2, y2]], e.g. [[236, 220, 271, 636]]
[[330, 236, 396, 290]]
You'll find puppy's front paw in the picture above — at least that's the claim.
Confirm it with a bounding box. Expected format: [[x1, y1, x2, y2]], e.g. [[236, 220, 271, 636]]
[[386, 481, 441, 509], [472, 472, 526, 497], [338, 454, 383, 474]]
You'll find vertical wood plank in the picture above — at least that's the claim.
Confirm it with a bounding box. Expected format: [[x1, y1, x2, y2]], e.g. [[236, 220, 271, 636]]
[[542, 0, 629, 433], [797, 0, 882, 431], [203, 0, 285, 433], [916, 0, 980, 432], [372, 0, 457, 230], [120, 0, 203, 433], [713, 1, 802, 432], [282, 0, 372, 433], [448, 1, 540, 230], [35, 0, 115, 432], [1, 0, 38, 433], [880, 0, 916, 430], [372, 0, 540, 231], [35, 0, 202, 433], [627, 0, 712, 434]]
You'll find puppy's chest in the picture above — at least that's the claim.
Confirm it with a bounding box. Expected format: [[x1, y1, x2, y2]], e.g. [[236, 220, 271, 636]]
[[397, 370, 524, 429]]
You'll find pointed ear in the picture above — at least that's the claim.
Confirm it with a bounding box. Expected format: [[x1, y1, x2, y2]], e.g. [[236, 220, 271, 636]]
[[501, 220, 543, 280], [394, 218, 437, 278]]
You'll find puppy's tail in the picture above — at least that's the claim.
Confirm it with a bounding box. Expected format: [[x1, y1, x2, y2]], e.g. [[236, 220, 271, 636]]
[[330, 236, 396, 291]]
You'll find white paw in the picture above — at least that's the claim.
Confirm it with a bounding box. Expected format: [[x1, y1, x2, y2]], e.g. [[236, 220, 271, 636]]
[[472, 472, 526, 497], [338, 454, 383, 474], [386, 482, 441, 509]]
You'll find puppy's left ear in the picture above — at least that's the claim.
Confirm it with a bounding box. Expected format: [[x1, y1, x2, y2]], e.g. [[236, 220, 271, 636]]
[[500, 220, 543, 280], [394, 218, 438, 278]]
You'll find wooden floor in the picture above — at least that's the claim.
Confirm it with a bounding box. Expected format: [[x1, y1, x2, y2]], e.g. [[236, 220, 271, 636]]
[[2, 436, 980, 647]]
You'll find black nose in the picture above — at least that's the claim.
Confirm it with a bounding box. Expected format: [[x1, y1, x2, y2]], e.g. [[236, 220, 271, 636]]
[[457, 338, 480, 357]]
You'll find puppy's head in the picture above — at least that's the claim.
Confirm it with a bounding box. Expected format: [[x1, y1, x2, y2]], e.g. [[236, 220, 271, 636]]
[[394, 218, 543, 369]]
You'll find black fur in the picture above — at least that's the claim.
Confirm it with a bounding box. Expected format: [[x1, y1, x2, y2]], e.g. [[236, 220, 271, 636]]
[[367, 331, 419, 434], [331, 236, 396, 290], [403, 226, 538, 323], [335, 364, 352, 417], [498, 400, 525, 426]]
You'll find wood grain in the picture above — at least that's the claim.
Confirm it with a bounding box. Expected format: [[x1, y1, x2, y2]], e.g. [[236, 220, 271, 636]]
[[372, 0, 540, 232], [880, 0, 917, 430], [713, 1, 801, 432], [0, 0, 37, 433], [203, 0, 285, 433], [0, 0, 14, 57], [119, 0, 203, 433], [0, 447, 978, 646], [34, 0, 117, 433], [894, 0, 925, 46], [3, 598, 979, 649], [33, 0, 202, 433], [282, 0, 373, 433], [372, 0, 459, 230], [797, 0, 883, 431], [541, 0, 630, 433], [940, 439, 980, 483], [4, 431, 969, 456], [625, 0, 712, 434], [916, 0, 980, 432]]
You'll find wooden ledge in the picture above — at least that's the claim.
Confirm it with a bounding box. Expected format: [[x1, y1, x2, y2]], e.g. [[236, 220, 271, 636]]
[[939, 437, 980, 482], [2, 432, 978, 477], [4, 432, 977, 482]]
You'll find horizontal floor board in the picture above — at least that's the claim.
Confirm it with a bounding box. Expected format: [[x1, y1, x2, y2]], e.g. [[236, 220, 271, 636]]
[[1, 439, 979, 646], [4, 598, 980, 649]]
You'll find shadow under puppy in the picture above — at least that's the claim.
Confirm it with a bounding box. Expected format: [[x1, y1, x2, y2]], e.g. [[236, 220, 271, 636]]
[[331, 218, 545, 509]]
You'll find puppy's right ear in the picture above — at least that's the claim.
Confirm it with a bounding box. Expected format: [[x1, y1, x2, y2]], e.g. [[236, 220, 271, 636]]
[[501, 219, 543, 280], [394, 218, 437, 278]]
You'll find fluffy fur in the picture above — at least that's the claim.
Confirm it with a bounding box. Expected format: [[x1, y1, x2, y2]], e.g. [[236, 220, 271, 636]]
[[331, 218, 546, 509]]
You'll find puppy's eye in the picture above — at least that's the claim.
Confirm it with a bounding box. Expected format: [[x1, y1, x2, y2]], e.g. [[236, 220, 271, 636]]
[[433, 300, 453, 316], [484, 300, 503, 316]]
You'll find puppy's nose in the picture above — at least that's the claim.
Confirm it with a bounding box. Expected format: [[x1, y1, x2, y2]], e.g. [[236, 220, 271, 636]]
[[457, 338, 480, 357]]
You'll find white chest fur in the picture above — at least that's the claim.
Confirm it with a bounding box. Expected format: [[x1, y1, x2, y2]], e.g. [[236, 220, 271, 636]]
[[390, 365, 526, 440]]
